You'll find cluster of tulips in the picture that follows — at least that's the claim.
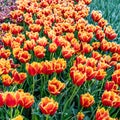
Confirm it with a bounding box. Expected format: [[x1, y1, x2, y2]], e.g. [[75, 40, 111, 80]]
[[0, 0, 120, 119]]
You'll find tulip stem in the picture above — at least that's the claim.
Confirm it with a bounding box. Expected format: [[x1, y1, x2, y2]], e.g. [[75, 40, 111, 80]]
[[33, 76, 35, 95], [46, 115, 49, 120], [61, 85, 79, 119], [10, 108, 13, 119]]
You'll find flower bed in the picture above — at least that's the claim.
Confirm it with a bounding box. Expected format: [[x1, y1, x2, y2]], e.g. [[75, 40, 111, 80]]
[[0, 0, 120, 120]]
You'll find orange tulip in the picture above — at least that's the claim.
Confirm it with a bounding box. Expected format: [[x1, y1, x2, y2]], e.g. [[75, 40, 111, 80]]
[[109, 42, 118, 53], [49, 43, 58, 53], [91, 10, 102, 22], [26, 31, 39, 41], [83, 0, 92, 5], [111, 53, 120, 62], [53, 58, 67, 73], [75, 55, 86, 65], [23, 40, 36, 51], [0, 48, 11, 59], [95, 69, 106, 80], [18, 92, 34, 108], [1, 74, 13, 86], [112, 70, 120, 86], [104, 26, 117, 40], [97, 61, 110, 70], [82, 42, 93, 54], [18, 51, 31, 63], [78, 31, 93, 43], [77, 64, 85, 73], [92, 42, 100, 50], [1, 23, 9, 31], [85, 24, 96, 33], [5, 92, 18, 108], [42, 61, 54, 75], [0, 93, 4, 107], [92, 51, 101, 60], [10, 24, 23, 35], [62, 47, 74, 59], [34, 45, 46, 58], [100, 39, 110, 51], [29, 24, 41, 32], [105, 81, 118, 91], [98, 18, 108, 28], [26, 62, 40, 76], [101, 91, 118, 107], [48, 77, 65, 95], [36, 37, 48, 47], [80, 93, 94, 108], [77, 112, 85, 120], [86, 58, 97, 68], [85, 66, 96, 80], [95, 108, 110, 120], [13, 48, 23, 59], [96, 29, 105, 41], [12, 70, 27, 84], [39, 97, 58, 115], [71, 70, 87, 86]]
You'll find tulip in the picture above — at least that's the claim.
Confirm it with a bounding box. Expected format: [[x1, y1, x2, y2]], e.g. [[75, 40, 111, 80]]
[[77, 112, 85, 120], [48, 77, 65, 95], [39, 97, 58, 115], [80, 93, 94, 108]]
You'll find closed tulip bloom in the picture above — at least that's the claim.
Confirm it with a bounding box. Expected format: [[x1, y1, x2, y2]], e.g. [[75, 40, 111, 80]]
[[18, 51, 31, 63], [18, 92, 34, 108], [85, 66, 96, 80], [91, 10, 102, 22], [76, 55, 86, 65], [96, 29, 105, 41], [1, 74, 13, 86], [23, 40, 36, 51], [77, 112, 85, 120], [92, 51, 101, 60], [0, 48, 11, 59], [71, 70, 87, 86], [62, 47, 75, 59], [39, 97, 58, 115], [34, 45, 46, 58], [5, 92, 18, 108], [1, 23, 10, 31], [82, 42, 93, 54], [95, 108, 110, 120], [48, 77, 65, 95], [36, 37, 48, 47], [104, 26, 117, 40], [112, 70, 120, 86], [42, 61, 54, 75], [80, 93, 94, 108], [101, 91, 118, 107], [100, 39, 110, 51], [0, 93, 4, 107], [49, 43, 58, 53], [86, 58, 97, 68], [92, 42, 100, 50], [26, 62, 40, 76], [98, 18, 108, 28], [109, 42, 118, 53], [95, 69, 106, 80], [105, 81, 118, 91], [29, 24, 41, 32], [12, 70, 27, 84], [53, 58, 67, 73], [78, 31, 93, 43]]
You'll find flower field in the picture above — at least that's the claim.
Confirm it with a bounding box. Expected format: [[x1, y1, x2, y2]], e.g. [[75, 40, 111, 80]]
[[0, 0, 120, 120]]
